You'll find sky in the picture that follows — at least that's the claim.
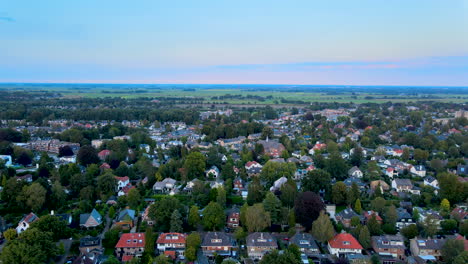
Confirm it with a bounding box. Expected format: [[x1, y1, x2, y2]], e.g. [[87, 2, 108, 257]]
[[1, 0, 468, 85]]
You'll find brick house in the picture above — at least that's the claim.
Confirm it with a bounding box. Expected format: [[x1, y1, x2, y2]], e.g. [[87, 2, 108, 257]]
[[80, 209, 103, 228], [409, 238, 446, 260], [201, 232, 237, 258], [227, 211, 240, 229], [246, 232, 278, 260], [115, 233, 146, 261], [156, 233, 187, 258], [289, 232, 320, 256], [372, 235, 406, 261]]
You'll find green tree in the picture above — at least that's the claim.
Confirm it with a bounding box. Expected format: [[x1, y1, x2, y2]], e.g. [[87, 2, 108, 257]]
[[17, 182, 47, 212], [325, 152, 348, 180], [148, 196, 181, 231], [346, 182, 360, 205], [247, 177, 265, 205], [438, 172, 467, 203], [260, 161, 296, 186], [216, 187, 226, 208], [3, 228, 17, 241], [186, 232, 202, 249], [442, 239, 464, 264], [331, 181, 347, 205], [109, 206, 116, 219], [263, 192, 282, 224], [440, 198, 450, 212], [30, 215, 70, 241], [422, 215, 438, 238], [77, 145, 100, 166], [311, 211, 335, 243], [354, 198, 362, 214], [103, 228, 121, 249], [185, 247, 197, 262], [280, 179, 297, 208], [170, 210, 183, 233], [97, 171, 117, 199], [370, 197, 386, 214], [358, 226, 371, 249], [301, 169, 331, 194], [245, 203, 271, 232], [188, 205, 200, 228], [440, 219, 457, 234], [350, 147, 364, 167], [184, 152, 206, 180], [453, 251, 468, 264], [202, 202, 225, 231], [127, 188, 141, 209], [384, 206, 398, 226], [401, 224, 419, 239], [367, 215, 382, 236]]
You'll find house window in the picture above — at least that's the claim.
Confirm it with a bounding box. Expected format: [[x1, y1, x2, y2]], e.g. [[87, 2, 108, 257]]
[[300, 240, 309, 245], [211, 239, 222, 243]]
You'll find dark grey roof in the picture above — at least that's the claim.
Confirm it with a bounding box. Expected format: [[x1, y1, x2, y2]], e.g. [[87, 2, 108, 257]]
[[372, 235, 405, 250], [202, 232, 235, 247], [336, 208, 360, 220], [290, 233, 319, 250], [397, 208, 412, 220], [246, 232, 277, 248], [80, 236, 101, 247], [413, 238, 446, 250]]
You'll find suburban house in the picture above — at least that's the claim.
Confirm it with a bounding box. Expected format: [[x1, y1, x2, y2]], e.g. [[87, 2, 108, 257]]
[[246, 166, 262, 178], [414, 207, 443, 228], [246, 232, 278, 260], [362, 211, 383, 225], [16, 174, 33, 183], [245, 161, 262, 171], [370, 180, 390, 194], [372, 235, 406, 261], [451, 206, 468, 221], [410, 165, 426, 177], [396, 208, 414, 230], [328, 233, 363, 257], [153, 178, 177, 194], [258, 139, 286, 158], [391, 179, 414, 193], [16, 212, 39, 234], [115, 233, 146, 262], [348, 166, 363, 178], [115, 209, 136, 229], [80, 209, 103, 228], [385, 167, 398, 178], [289, 233, 320, 256], [156, 233, 187, 259], [309, 142, 326, 155], [335, 208, 361, 228], [115, 176, 130, 191], [206, 166, 220, 179], [409, 238, 446, 260], [79, 236, 102, 255], [423, 176, 438, 189], [98, 149, 111, 160], [201, 232, 237, 258], [227, 211, 240, 229]]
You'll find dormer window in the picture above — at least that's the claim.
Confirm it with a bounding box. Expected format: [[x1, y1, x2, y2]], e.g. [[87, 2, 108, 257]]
[[343, 241, 350, 245], [211, 239, 222, 243], [258, 239, 267, 242], [300, 240, 309, 245]]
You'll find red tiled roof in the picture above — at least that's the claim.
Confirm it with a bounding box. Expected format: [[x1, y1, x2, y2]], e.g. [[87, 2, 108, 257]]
[[100, 163, 111, 169], [329, 233, 363, 250], [98, 149, 111, 156], [164, 251, 176, 259], [115, 176, 129, 182], [122, 255, 134, 262], [116, 233, 145, 248], [156, 233, 187, 244], [245, 161, 259, 168]]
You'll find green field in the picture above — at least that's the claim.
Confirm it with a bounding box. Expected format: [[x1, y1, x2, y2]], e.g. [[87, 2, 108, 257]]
[[1, 83, 467, 104]]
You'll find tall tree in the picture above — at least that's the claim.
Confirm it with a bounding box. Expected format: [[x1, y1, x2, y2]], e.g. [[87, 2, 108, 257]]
[[17, 182, 47, 212], [442, 239, 464, 264], [311, 211, 335, 243], [331, 182, 347, 205], [263, 192, 282, 225], [325, 152, 348, 180], [127, 188, 141, 209], [97, 171, 117, 199], [245, 203, 271, 232], [77, 145, 100, 166], [247, 177, 265, 205], [148, 196, 181, 231], [202, 202, 225, 231], [188, 205, 200, 229], [358, 226, 371, 249], [294, 192, 325, 231], [183, 152, 206, 180], [301, 169, 331, 194], [170, 210, 183, 233], [354, 199, 362, 214]]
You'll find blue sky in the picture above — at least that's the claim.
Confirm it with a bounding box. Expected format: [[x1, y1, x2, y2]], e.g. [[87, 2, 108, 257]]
[[1, 0, 468, 85]]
